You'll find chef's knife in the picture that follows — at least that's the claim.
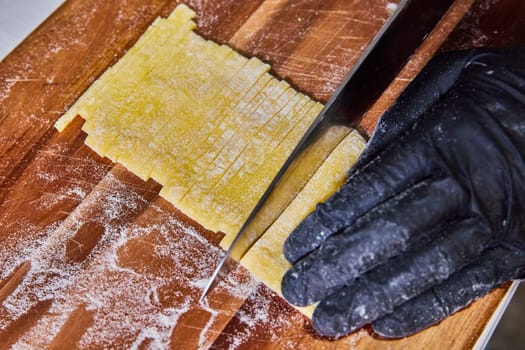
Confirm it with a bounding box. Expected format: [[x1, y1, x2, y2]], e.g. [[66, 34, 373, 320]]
[[201, 0, 455, 300]]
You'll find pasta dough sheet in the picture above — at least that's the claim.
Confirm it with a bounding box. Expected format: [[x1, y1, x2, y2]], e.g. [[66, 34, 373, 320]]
[[56, 4, 329, 248], [55, 4, 366, 317]]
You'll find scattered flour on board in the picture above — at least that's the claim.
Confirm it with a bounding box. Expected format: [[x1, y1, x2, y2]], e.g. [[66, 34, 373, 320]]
[[2, 170, 259, 348], [220, 284, 368, 350], [220, 286, 298, 350], [386, 2, 398, 15]]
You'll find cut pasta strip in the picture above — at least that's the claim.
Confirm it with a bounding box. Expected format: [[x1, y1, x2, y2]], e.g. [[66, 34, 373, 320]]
[[240, 131, 365, 316]]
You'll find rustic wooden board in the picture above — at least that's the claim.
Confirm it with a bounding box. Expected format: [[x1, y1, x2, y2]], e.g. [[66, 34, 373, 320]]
[[0, 0, 519, 348]]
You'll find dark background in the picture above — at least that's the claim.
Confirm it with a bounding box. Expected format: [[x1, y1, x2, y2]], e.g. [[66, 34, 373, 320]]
[[488, 285, 525, 349]]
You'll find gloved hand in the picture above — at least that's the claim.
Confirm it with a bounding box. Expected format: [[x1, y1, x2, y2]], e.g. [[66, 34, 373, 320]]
[[281, 47, 525, 338]]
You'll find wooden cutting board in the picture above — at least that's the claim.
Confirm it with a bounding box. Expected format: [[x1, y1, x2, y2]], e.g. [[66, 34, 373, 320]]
[[1, 0, 524, 348]]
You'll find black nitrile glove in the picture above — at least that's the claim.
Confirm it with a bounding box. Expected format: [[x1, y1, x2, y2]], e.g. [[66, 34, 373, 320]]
[[281, 47, 525, 338]]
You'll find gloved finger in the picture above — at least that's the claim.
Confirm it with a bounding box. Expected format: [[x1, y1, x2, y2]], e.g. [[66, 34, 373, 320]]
[[284, 132, 439, 265], [357, 50, 472, 168], [282, 176, 469, 307], [372, 246, 525, 338], [310, 218, 491, 337]]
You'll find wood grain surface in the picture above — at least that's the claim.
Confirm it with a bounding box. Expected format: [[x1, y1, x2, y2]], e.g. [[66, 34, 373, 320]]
[[0, 0, 519, 348]]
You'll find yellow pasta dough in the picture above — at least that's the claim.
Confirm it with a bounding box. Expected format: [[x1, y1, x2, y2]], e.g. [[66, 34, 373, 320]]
[[55, 4, 366, 317], [240, 131, 365, 316]]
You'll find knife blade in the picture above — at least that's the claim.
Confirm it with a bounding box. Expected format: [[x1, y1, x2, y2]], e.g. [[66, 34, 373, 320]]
[[201, 0, 455, 300]]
